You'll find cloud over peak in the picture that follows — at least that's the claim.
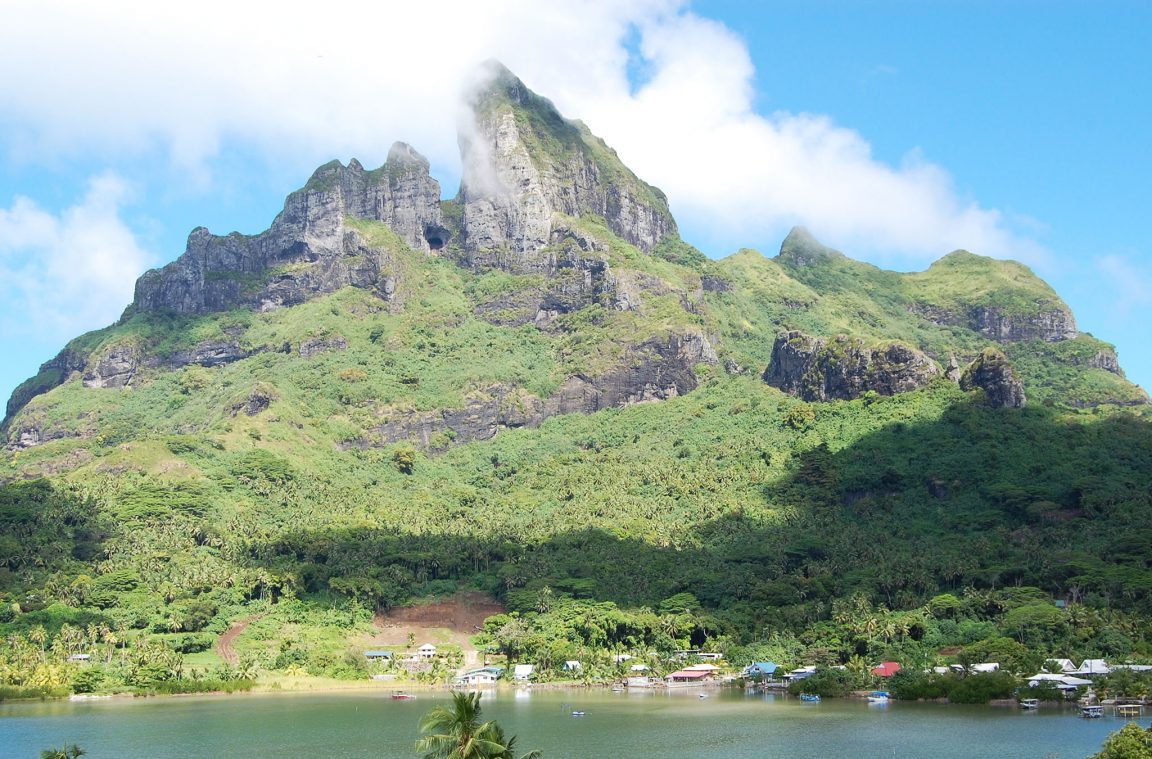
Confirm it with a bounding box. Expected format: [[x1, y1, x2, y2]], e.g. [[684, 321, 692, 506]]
[[1, 0, 1037, 267]]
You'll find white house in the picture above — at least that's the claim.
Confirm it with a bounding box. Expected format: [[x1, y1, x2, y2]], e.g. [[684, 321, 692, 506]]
[[1073, 659, 1110, 676], [1026, 673, 1094, 690], [418, 644, 437, 660], [456, 666, 503, 686], [1045, 658, 1077, 673], [513, 664, 535, 681], [783, 666, 817, 682], [457, 671, 498, 686]]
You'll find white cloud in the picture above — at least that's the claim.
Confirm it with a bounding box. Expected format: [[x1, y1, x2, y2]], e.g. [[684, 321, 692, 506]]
[[1098, 254, 1152, 312], [0, 0, 1038, 267], [0, 174, 155, 340]]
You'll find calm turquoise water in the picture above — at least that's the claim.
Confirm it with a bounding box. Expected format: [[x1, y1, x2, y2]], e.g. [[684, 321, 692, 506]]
[[1, 688, 1143, 758]]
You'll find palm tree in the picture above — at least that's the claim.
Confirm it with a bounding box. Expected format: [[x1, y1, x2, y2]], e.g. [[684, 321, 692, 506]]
[[415, 692, 540, 759], [40, 745, 85, 759]]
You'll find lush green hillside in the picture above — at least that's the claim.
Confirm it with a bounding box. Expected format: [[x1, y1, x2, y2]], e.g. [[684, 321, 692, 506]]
[[2, 66, 1151, 698]]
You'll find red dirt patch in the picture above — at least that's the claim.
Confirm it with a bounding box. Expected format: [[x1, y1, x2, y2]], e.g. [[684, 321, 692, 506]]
[[370, 592, 505, 668], [372, 592, 504, 640]]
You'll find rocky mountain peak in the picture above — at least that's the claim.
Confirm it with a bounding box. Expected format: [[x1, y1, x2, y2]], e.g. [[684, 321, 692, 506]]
[[131, 144, 443, 316], [776, 226, 847, 268], [457, 63, 678, 272], [907, 250, 1078, 343]]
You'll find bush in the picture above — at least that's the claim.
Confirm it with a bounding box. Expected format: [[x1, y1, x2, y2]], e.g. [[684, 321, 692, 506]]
[[889, 670, 1019, 703], [948, 672, 1019, 704], [787, 667, 850, 698], [889, 670, 951, 701]]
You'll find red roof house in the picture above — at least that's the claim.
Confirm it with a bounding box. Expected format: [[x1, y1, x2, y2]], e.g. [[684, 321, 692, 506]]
[[665, 669, 712, 683], [871, 661, 902, 677]]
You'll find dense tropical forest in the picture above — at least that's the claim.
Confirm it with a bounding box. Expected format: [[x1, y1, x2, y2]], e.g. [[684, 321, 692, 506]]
[[2, 65, 1151, 700]]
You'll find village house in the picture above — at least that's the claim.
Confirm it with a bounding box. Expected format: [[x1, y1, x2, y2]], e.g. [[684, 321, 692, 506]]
[[742, 662, 778, 680], [456, 665, 503, 686], [363, 650, 394, 662], [665, 669, 713, 686], [871, 661, 902, 678]]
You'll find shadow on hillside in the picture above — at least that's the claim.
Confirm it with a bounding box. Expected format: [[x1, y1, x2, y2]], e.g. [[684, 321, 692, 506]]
[[242, 399, 1152, 628]]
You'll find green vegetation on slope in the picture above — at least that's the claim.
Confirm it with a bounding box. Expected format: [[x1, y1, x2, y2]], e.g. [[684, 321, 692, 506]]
[[1, 201, 1149, 695]]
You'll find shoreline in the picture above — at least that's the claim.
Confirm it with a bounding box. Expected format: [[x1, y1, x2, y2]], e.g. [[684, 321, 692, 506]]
[[18, 679, 1081, 711]]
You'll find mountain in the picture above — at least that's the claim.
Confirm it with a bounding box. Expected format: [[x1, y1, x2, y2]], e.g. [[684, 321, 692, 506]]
[[2, 64, 1151, 688]]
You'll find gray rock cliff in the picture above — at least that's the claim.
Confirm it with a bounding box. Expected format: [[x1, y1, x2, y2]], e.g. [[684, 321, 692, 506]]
[[764, 330, 941, 402], [132, 142, 442, 315], [913, 303, 1077, 343], [354, 331, 716, 449], [959, 348, 1027, 408], [456, 62, 677, 273]]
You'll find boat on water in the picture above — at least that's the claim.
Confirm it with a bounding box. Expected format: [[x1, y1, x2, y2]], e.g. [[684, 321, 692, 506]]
[[571, 711, 586, 717], [1019, 698, 1039, 710], [867, 691, 890, 704], [1081, 705, 1104, 718], [391, 692, 415, 700], [799, 694, 821, 702]]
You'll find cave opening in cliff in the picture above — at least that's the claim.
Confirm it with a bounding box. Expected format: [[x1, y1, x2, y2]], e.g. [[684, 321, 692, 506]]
[[423, 225, 449, 251]]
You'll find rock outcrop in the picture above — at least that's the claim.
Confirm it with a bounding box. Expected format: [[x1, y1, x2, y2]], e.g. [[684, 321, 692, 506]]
[[908, 250, 1078, 343], [83, 343, 141, 389], [4, 348, 87, 426], [959, 348, 1027, 408], [132, 142, 442, 315], [1087, 348, 1123, 375], [913, 303, 1077, 343], [355, 331, 716, 449], [456, 62, 677, 273], [764, 331, 941, 402]]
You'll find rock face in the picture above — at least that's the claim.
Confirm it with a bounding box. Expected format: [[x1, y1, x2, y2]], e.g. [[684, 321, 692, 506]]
[[132, 142, 442, 315], [3, 348, 87, 427], [299, 335, 348, 358], [83, 343, 141, 389], [357, 331, 716, 449], [1087, 348, 1123, 375], [914, 303, 1077, 343], [764, 331, 941, 402], [456, 62, 677, 273], [959, 348, 1027, 408]]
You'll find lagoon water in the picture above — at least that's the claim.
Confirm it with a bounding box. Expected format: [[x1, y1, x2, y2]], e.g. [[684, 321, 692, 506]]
[[1, 688, 1143, 758]]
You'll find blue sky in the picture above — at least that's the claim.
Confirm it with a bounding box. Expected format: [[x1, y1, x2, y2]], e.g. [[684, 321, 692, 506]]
[[1, 1, 1149, 407]]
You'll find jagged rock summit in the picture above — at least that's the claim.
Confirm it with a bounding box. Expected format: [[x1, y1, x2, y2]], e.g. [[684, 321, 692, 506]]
[[456, 60, 677, 273], [132, 142, 445, 316], [3, 63, 1147, 446]]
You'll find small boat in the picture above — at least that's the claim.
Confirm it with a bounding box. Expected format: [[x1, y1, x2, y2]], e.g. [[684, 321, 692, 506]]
[[1081, 705, 1105, 719], [799, 694, 821, 702], [867, 691, 890, 703], [571, 711, 586, 717], [698, 693, 708, 699], [391, 692, 415, 700], [1018, 698, 1039, 710]]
